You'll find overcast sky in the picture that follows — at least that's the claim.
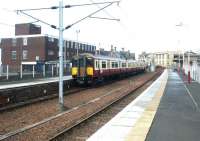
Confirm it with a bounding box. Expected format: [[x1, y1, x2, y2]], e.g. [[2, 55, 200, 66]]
[[0, 0, 200, 57]]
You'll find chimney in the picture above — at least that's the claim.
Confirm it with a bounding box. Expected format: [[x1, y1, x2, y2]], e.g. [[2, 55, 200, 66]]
[[111, 45, 113, 52]]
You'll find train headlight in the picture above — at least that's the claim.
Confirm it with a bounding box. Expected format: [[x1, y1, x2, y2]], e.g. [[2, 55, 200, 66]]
[[87, 67, 93, 76], [72, 67, 78, 76]]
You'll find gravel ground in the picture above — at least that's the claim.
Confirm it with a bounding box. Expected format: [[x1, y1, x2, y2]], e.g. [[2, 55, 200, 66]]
[[0, 71, 162, 141], [55, 77, 156, 141]]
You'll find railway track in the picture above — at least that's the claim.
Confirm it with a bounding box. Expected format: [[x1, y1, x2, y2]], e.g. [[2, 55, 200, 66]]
[[0, 70, 163, 141], [0, 87, 86, 112], [0, 72, 142, 112]]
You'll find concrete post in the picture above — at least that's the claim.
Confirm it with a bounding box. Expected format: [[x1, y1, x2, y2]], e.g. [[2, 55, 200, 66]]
[[6, 65, 9, 80], [43, 64, 45, 77], [33, 65, 35, 78], [0, 65, 2, 77], [52, 64, 54, 77], [58, 0, 64, 109], [20, 64, 23, 79]]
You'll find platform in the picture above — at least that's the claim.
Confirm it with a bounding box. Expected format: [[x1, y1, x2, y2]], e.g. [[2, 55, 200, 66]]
[[0, 76, 72, 90], [146, 71, 200, 141], [87, 70, 200, 141]]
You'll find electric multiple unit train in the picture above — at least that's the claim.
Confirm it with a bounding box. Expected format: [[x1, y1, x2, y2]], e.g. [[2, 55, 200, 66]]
[[71, 53, 147, 84]]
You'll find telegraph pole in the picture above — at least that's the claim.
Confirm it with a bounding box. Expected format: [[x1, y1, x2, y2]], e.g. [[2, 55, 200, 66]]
[[76, 29, 80, 56], [188, 51, 191, 84], [59, 0, 64, 109]]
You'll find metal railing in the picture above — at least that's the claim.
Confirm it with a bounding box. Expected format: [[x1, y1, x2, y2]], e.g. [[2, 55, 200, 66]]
[[0, 63, 71, 81]]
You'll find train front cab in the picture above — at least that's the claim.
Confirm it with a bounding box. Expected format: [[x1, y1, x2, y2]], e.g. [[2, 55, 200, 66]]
[[72, 55, 94, 84]]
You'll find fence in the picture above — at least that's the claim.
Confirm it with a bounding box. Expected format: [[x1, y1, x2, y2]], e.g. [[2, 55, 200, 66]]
[[0, 63, 71, 81]]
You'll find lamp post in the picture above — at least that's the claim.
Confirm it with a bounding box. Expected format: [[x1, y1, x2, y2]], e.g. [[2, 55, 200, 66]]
[[76, 29, 80, 56], [176, 22, 183, 73], [188, 51, 191, 84], [183, 50, 185, 75], [178, 48, 181, 73]]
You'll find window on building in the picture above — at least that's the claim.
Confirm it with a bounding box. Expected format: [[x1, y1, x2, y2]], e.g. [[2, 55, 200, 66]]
[[23, 50, 28, 60], [48, 50, 54, 56], [86, 45, 88, 51], [68, 41, 71, 48], [63, 40, 66, 48], [23, 38, 28, 46], [78, 43, 81, 49], [0, 38, 2, 44], [36, 56, 40, 61], [80, 44, 83, 50], [48, 37, 54, 42], [11, 51, 17, 60], [66, 41, 69, 48], [102, 61, 106, 68], [12, 38, 17, 46], [73, 42, 76, 49]]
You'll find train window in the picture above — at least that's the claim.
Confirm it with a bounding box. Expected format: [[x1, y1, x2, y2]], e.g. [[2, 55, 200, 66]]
[[72, 59, 78, 67], [112, 62, 115, 68], [122, 63, 126, 68], [115, 62, 118, 68], [86, 57, 93, 67], [102, 61, 106, 69]]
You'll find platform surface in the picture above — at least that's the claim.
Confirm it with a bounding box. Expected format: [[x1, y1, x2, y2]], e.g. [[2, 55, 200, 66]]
[[0, 76, 72, 90], [146, 71, 200, 141], [87, 70, 200, 141]]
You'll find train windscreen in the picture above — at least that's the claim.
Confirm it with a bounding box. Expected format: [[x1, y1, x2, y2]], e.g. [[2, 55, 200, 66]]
[[86, 57, 94, 67], [72, 59, 78, 67]]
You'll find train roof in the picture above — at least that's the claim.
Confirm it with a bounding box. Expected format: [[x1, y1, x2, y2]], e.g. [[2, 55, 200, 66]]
[[78, 53, 128, 61], [73, 53, 138, 62]]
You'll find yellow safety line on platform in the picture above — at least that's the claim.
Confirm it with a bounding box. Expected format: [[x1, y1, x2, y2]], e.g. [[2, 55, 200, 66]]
[[125, 72, 168, 141]]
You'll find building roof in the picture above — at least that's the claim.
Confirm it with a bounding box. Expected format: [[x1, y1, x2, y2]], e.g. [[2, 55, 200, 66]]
[[0, 34, 96, 46]]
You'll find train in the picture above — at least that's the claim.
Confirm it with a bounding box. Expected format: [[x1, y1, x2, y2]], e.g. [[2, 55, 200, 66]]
[[71, 53, 148, 84]]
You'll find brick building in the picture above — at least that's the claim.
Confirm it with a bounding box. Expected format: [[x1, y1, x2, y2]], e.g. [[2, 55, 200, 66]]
[[0, 23, 96, 72]]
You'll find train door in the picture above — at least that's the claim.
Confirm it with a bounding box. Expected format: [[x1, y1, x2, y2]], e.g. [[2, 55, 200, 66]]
[[95, 59, 100, 77], [78, 57, 86, 77], [86, 57, 94, 76], [99, 60, 103, 75], [71, 58, 78, 77]]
